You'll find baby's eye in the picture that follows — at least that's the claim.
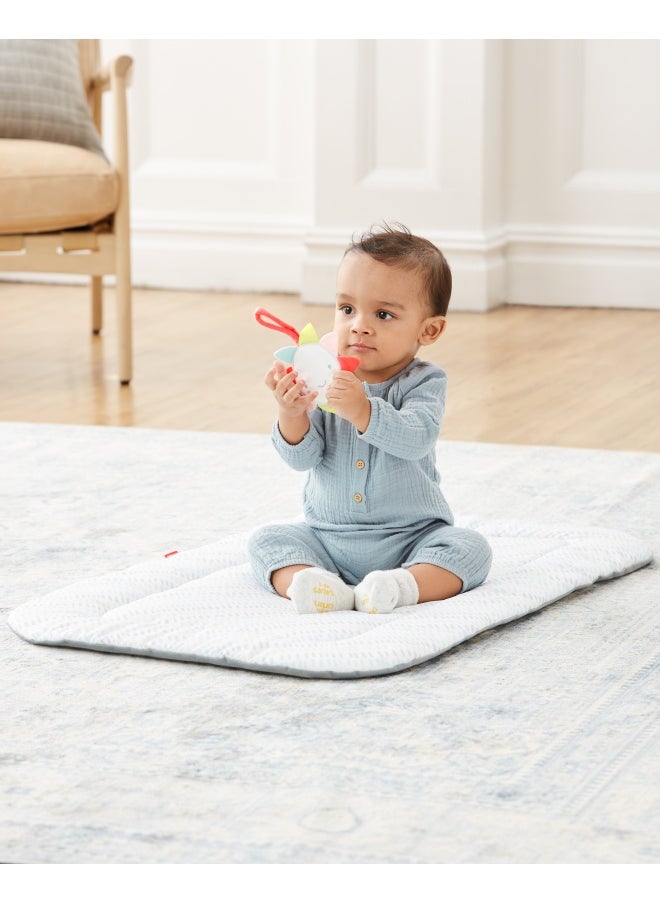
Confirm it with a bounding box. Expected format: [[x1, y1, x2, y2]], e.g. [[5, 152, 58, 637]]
[[339, 304, 354, 315], [377, 310, 394, 320]]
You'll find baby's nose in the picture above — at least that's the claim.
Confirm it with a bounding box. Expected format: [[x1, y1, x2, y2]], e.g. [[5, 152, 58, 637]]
[[351, 315, 371, 333]]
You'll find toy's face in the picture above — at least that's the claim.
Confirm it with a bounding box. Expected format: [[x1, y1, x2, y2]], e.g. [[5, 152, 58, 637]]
[[294, 345, 339, 405]]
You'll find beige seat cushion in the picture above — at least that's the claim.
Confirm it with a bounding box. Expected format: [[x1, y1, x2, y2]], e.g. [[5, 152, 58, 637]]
[[0, 139, 119, 234]]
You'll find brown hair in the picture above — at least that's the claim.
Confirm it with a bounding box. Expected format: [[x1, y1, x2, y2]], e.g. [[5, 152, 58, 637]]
[[345, 222, 452, 317]]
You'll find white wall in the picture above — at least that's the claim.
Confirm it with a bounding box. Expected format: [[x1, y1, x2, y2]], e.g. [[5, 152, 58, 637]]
[[301, 40, 506, 312], [102, 39, 660, 311], [504, 40, 660, 310], [103, 39, 314, 293]]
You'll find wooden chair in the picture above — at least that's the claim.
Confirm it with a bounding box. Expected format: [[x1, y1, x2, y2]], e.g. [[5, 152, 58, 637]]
[[0, 40, 134, 384]]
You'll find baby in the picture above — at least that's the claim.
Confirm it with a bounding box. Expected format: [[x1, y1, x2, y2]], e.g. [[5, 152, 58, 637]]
[[248, 224, 492, 614]]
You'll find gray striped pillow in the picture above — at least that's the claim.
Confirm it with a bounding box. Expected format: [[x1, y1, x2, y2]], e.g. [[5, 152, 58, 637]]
[[0, 39, 105, 156]]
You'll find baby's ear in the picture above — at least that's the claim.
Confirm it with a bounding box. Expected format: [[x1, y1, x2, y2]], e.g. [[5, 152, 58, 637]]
[[419, 316, 446, 345]]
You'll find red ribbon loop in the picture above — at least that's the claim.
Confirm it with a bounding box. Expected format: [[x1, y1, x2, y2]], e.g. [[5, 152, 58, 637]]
[[254, 307, 300, 343]]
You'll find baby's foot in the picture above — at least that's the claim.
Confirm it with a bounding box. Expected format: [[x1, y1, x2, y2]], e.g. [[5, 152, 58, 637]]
[[288, 567, 355, 614], [354, 568, 419, 614]]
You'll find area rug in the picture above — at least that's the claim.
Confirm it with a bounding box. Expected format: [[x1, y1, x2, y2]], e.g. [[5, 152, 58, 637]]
[[2, 422, 659, 863], [7, 520, 651, 678]]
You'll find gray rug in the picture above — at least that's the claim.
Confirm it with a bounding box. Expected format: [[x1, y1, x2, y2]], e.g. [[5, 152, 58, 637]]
[[1, 422, 659, 862]]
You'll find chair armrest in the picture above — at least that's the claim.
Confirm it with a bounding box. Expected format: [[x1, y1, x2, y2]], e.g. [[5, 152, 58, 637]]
[[93, 55, 134, 93], [89, 55, 133, 176], [92, 55, 133, 218]]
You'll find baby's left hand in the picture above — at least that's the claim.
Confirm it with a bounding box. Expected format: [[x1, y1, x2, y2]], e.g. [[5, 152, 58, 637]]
[[326, 371, 371, 431]]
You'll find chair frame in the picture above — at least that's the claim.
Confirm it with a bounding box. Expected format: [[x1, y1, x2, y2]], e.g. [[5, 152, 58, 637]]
[[0, 40, 134, 384]]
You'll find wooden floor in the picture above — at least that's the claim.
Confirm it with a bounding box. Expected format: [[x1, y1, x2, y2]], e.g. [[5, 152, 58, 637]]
[[1, 280, 658, 452]]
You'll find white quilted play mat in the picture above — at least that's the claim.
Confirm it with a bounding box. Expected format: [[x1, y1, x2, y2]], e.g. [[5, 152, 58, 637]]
[[8, 518, 652, 678]]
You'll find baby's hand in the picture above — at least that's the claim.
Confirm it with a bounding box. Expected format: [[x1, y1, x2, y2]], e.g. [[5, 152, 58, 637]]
[[326, 371, 371, 431], [264, 360, 288, 392], [265, 362, 318, 417]]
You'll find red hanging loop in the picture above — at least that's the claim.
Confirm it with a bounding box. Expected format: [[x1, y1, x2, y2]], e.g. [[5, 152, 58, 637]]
[[254, 307, 300, 343]]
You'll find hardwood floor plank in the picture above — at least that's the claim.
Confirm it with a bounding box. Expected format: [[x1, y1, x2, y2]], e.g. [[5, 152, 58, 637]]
[[1, 281, 658, 451]]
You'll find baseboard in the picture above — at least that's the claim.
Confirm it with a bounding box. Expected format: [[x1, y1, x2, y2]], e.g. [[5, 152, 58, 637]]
[[130, 213, 308, 293], [132, 219, 508, 310], [3, 220, 659, 311], [506, 226, 660, 310], [301, 225, 660, 312]]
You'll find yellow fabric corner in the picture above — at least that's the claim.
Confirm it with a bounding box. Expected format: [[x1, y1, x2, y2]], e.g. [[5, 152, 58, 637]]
[[298, 323, 319, 346]]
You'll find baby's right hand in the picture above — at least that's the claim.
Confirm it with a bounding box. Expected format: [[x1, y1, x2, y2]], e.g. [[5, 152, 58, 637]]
[[265, 361, 317, 416], [264, 360, 288, 392]]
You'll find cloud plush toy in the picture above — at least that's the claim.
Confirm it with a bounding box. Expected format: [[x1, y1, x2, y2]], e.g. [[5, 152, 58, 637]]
[[255, 308, 360, 412]]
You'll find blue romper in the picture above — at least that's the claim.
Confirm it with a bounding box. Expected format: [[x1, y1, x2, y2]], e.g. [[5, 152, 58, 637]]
[[248, 359, 492, 592]]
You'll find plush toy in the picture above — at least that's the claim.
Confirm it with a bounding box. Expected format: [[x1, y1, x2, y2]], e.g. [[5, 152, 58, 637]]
[[254, 307, 360, 412]]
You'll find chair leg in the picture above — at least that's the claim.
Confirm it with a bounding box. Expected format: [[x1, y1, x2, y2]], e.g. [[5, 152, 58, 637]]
[[112, 65, 133, 386], [114, 194, 133, 385], [116, 262, 132, 386], [91, 276, 103, 334]]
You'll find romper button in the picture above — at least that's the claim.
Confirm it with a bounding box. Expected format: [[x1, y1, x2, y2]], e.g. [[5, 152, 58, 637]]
[[356, 459, 365, 469], [353, 493, 363, 503]]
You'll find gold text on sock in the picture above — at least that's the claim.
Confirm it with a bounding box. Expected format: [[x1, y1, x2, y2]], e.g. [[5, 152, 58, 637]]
[[314, 600, 335, 613]]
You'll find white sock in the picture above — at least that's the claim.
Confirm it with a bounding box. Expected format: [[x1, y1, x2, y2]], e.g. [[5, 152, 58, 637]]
[[354, 568, 419, 614], [288, 567, 355, 614]]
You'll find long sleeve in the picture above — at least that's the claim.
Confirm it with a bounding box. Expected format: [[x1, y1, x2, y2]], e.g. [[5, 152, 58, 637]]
[[359, 371, 446, 460], [271, 410, 326, 471]]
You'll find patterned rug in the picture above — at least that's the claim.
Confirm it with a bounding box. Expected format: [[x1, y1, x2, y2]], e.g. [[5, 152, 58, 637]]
[[1, 422, 658, 862]]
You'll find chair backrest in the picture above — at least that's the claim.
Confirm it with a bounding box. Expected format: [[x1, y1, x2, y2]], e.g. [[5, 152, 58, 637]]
[[77, 39, 102, 131]]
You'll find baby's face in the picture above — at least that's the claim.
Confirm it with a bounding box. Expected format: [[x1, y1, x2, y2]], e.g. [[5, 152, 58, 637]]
[[334, 252, 442, 383]]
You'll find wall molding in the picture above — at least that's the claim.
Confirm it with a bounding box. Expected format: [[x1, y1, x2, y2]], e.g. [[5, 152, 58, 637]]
[[130, 211, 309, 292], [354, 41, 440, 192], [4, 219, 658, 311], [507, 224, 660, 250], [301, 223, 660, 311], [505, 225, 660, 309]]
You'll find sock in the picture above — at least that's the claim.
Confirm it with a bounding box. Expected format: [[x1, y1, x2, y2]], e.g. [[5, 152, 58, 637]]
[[288, 567, 355, 615], [354, 568, 419, 614]]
